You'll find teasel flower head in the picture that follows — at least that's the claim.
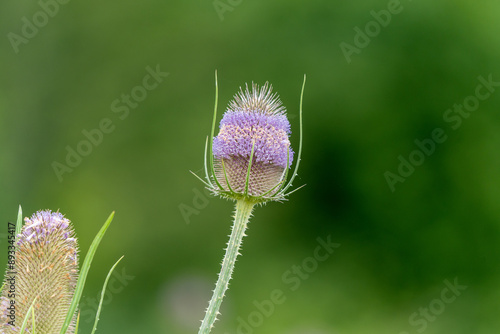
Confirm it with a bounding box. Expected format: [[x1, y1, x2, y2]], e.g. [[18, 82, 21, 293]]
[[0, 210, 79, 334], [193, 73, 305, 203]]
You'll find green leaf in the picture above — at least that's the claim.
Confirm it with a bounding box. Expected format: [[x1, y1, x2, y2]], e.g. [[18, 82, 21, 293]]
[[59, 211, 115, 334], [19, 296, 37, 334], [31, 299, 37, 334], [91, 255, 125, 334], [75, 312, 80, 334], [15, 205, 23, 241]]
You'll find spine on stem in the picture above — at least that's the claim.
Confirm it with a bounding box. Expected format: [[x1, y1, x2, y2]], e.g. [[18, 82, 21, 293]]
[[198, 199, 255, 334]]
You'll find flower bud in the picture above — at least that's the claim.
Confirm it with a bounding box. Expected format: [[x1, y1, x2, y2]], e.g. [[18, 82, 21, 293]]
[[212, 82, 294, 201]]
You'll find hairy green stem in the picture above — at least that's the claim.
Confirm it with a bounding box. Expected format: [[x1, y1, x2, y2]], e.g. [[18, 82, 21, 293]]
[[198, 199, 255, 334]]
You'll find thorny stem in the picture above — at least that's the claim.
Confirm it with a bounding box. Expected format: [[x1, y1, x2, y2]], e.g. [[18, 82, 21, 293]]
[[198, 199, 255, 334]]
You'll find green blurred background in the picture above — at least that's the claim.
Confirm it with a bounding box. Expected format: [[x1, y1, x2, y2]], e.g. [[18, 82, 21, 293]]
[[1, 0, 500, 333]]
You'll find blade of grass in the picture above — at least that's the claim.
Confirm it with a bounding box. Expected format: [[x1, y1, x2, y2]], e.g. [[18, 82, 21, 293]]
[[74, 312, 80, 334], [59, 211, 115, 334], [15, 205, 22, 240], [91, 255, 125, 334], [31, 299, 37, 334], [19, 296, 37, 334]]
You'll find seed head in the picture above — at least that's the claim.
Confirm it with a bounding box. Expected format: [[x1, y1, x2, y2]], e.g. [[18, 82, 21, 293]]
[[1, 210, 79, 334]]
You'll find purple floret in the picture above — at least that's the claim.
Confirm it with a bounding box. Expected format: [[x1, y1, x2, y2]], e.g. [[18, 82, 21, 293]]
[[213, 110, 294, 168], [18, 210, 75, 246], [212, 82, 295, 170]]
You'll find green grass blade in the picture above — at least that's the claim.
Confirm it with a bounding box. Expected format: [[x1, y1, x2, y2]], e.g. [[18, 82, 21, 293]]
[[15, 205, 23, 240], [75, 312, 80, 334], [91, 255, 125, 334], [31, 300, 37, 334], [19, 296, 37, 334], [59, 211, 115, 334]]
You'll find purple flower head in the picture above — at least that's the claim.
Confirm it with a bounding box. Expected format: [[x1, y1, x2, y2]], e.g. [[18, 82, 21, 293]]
[[213, 110, 293, 168], [194, 74, 305, 203], [211, 82, 294, 200], [1, 210, 79, 333]]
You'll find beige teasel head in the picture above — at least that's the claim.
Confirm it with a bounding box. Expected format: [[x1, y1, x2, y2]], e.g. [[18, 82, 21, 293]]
[[192, 73, 306, 204], [0, 210, 79, 334]]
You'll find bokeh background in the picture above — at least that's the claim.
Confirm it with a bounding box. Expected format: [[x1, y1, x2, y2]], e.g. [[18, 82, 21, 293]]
[[1, 0, 500, 333]]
